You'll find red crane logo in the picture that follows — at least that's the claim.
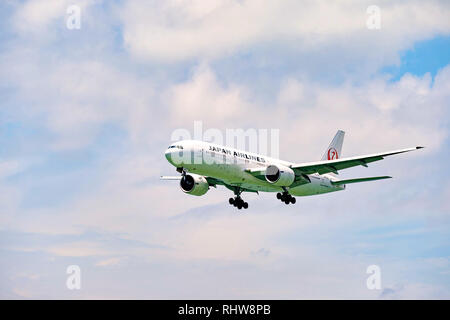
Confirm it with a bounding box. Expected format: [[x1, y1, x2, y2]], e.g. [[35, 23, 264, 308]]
[[327, 148, 338, 160]]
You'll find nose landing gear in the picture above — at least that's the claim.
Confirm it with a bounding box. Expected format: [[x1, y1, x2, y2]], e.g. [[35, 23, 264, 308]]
[[276, 191, 296, 205]]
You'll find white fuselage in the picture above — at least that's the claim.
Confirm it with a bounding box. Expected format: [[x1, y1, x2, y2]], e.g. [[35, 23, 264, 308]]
[[165, 140, 345, 196]]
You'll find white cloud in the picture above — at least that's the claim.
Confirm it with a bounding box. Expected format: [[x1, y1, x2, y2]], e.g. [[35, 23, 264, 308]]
[[2, 0, 450, 299], [380, 283, 450, 299], [0, 160, 22, 179], [166, 64, 253, 127], [12, 0, 67, 33], [1, 55, 158, 150], [94, 257, 125, 267], [5, 2, 449, 152], [120, 0, 450, 66]]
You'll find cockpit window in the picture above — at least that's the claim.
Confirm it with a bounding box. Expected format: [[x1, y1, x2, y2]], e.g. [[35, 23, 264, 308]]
[[168, 145, 183, 149]]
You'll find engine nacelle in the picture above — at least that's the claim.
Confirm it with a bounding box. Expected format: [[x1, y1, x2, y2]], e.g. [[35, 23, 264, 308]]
[[265, 164, 295, 186], [180, 173, 209, 196]]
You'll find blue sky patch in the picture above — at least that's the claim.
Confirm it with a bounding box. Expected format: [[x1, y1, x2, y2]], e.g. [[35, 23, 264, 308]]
[[383, 35, 450, 82]]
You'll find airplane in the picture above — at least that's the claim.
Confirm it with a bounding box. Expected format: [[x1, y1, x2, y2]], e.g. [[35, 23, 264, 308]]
[[161, 130, 423, 210]]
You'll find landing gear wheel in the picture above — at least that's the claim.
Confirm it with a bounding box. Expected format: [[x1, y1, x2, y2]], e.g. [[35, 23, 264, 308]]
[[229, 190, 248, 210], [277, 190, 296, 205]]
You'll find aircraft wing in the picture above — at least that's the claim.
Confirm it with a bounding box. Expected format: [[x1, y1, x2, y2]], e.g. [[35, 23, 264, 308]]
[[244, 167, 266, 181], [244, 166, 311, 187], [291, 146, 423, 175]]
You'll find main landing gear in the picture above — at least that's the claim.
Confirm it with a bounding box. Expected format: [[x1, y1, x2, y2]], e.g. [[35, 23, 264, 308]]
[[229, 187, 248, 210], [276, 190, 296, 205], [229, 196, 248, 210]]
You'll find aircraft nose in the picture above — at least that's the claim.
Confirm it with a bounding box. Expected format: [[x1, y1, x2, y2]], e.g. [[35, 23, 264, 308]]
[[165, 149, 172, 163]]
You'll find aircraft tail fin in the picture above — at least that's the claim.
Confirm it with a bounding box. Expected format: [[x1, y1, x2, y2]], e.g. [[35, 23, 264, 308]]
[[321, 130, 345, 161]]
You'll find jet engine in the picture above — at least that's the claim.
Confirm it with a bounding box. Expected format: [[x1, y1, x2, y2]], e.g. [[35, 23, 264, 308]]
[[180, 173, 209, 196], [265, 164, 295, 186]]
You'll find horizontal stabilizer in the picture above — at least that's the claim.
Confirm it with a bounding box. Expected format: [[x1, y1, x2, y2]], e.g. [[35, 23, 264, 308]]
[[331, 176, 392, 185], [160, 176, 181, 180]]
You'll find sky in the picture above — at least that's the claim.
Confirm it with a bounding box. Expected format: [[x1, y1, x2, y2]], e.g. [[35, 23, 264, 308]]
[[0, 0, 449, 299]]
